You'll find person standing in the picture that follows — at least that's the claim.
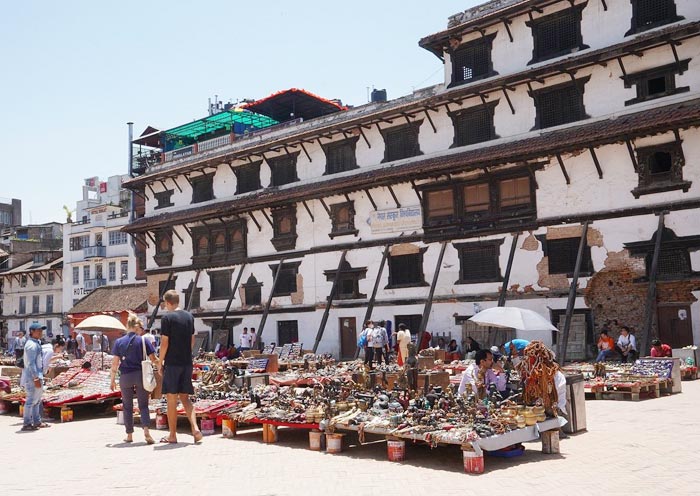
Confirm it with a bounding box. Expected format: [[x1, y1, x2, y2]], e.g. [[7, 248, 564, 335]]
[[396, 324, 411, 366], [371, 322, 389, 367], [239, 327, 252, 351], [75, 331, 86, 359], [42, 336, 66, 374], [19, 323, 47, 431], [13, 330, 27, 362], [65, 334, 77, 357], [360, 321, 374, 366], [158, 290, 202, 444], [110, 313, 158, 444], [249, 327, 258, 350]]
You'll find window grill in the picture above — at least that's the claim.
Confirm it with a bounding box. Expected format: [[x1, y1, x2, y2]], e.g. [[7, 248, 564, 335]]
[[46, 295, 53, 313], [191, 174, 214, 203], [450, 35, 495, 86], [154, 190, 174, 209], [32, 295, 40, 314], [458, 242, 502, 283], [653, 249, 691, 280], [529, 6, 586, 63], [271, 262, 301, 296], [72, 267, 79, 285], [243, 274, 262, 306], [109, 262, 116, 281], [534, 82, 586, 129], [209, 270, 232, 299], [388, 253, 424, 287], [235, 162, 261, 194], [547, 237, 592, 275], [269, 154, 299, 187], [623, 60, 689, 106], [635, 0, 677, 30], [213, 231, 226, 254], [323, 138, 359, 174], [382, 123, 422, 162], [451, 105, 496, 147]]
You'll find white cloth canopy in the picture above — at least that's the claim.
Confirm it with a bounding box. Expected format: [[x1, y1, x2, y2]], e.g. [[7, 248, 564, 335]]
[[468, 307, 559, 332], [75, 314, 126, 331]]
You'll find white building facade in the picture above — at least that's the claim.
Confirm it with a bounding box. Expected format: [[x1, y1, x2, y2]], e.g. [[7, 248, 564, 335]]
[[124, 0, 700, 359], [62, 175, 138, 311]]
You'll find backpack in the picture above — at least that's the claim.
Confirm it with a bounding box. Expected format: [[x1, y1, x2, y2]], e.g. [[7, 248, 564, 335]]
[[357, 329, 368, 348]]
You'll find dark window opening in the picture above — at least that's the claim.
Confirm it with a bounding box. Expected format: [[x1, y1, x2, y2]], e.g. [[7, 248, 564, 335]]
[[455, 239, 504, 284], [527, 5, 588, 64], [323, 137, 359, 175], [650, 152, 673, 175], [627, 0, 682, 35], [271, 206, 297, 251], [158, 276, 177, 298], [651, 249, 692, 280], [647, 76, 666, 96], [622, 60, 690, 106], [191, 220, 247, 266], [209, 270, 232, 300], [277, 320, 299, 346], [243, 274, 262, 306], [330, 202, 358, 238], [235, 162, 262, 194], [543, 237, 593, 276], [32, 296, 40, 314], [183, 281, 201, 309], [270, 261, 301, 297], [381, 121, 423, 163], [268, 153, 299, 187], [387, 251, 427, 288], [449, 102, 499, 148], [626, 228, 700, 281], [153, 230, 173, 267], [191, 174, 214, 203], [632, 140, 690, 197], [324, 261, 367, 300], [531, 78, 589, 129], [450, 34, 497, 86], [154, 190, 174, 210]]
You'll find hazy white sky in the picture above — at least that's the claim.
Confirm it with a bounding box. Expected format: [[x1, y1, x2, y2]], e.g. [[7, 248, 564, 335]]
[[0, 0, 479, 224]]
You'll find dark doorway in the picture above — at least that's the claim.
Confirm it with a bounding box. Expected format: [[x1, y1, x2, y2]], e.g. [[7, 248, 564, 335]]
[[394, 314, 423, 340], [339, 317, 357, 360], [277, 320, 299, 346], [657, 304, 693, 348]]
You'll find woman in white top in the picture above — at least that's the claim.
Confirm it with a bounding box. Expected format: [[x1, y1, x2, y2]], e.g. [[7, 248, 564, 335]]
[[615, 326, 637, 363]]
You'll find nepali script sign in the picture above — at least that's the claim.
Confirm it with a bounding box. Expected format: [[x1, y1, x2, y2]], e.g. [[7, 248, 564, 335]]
[[369, 206, 422, 234]]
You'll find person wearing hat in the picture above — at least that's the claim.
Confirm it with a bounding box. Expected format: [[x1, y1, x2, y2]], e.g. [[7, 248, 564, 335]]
[[502, 339, 530, 358], [19, 323, 48, 431]]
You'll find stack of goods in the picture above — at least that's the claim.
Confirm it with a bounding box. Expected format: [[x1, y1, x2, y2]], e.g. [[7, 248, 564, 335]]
[[516, 341, 560, 416], [0, 374, 24, 402], [632, 359, 673, 379], [279, 343, 303, 362], [43, 368, 119, 406]]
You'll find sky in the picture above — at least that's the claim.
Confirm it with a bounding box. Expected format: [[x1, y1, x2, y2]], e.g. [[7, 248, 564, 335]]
[[0, 0, 480, 225]]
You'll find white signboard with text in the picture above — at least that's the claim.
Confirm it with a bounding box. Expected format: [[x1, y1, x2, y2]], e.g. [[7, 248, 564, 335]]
[[369, 206, 422, 234]]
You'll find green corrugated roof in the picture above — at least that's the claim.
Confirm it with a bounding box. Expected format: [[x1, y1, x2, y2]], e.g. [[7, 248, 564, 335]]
[[164, 108, 279, 140]]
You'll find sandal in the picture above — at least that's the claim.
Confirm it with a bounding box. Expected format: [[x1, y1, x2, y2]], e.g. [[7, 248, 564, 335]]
[[123, 437, 133, 443], [160, 436, 177, 444], [145, 435, 155, 445]]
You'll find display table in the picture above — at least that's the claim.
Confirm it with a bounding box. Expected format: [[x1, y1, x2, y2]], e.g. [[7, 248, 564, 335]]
[[637, 357, 682, 393]]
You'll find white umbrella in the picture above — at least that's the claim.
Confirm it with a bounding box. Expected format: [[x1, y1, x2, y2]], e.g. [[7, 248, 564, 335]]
[[75, 314, 126, 331], [468, 307, 559, 332]]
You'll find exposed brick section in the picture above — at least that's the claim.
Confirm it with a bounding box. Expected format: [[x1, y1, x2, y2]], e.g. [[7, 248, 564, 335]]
[[536, 257, 570, 290], [390, 243, 421, 256], [521, 232, 539, 251]]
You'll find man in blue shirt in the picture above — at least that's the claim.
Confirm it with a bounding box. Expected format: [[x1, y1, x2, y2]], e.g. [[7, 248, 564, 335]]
[[503, 339, 530, 358], [20, 323, 46, 431]]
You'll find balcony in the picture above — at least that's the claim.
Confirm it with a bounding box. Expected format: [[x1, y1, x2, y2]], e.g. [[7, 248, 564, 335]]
[[85, 278, 107, 291], [84, 245, 106, 259]]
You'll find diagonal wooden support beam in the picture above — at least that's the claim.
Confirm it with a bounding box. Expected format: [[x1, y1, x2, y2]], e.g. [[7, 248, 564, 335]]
[[589, 147, 604, 179], [387, 185, 401, 208], [498, 232, 520, 307], [364, 189, 378, 211], [312, 250, 348, 353], [556, 154, 570, 185], [257, 259, 285, 346], [249, 211, 262, 232], [558, 221, 589, 364], [626, 140, 639, 172], [355, 245, 390, 359], [220, 264, 247, 332], [260, 209, 274, 228], [302, 200, 315, 222], [640, 212, 666, 357], [416, 242, 448, 350]]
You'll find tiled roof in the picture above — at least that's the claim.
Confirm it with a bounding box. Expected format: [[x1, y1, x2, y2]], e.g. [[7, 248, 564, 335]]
[[0, 257, 63, 275], [68, 284, 149, 314], [123, 97, 700, 233]]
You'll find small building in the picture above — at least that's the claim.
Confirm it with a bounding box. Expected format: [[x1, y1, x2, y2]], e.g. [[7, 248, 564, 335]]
[[0, 198, 21, 228]]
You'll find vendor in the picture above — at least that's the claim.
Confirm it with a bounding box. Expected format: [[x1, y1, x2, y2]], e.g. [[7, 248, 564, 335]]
[[615, 326, 637, 363], [458, 349, 506, 399], [41, 336, 66, 373], [463, 337, 479, 359], [650, 339, 672, 357], [596, 330, 615, 362]]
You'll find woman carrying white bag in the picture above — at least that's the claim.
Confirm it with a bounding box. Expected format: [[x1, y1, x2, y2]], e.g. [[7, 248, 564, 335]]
[[110, 313, 159, 444]]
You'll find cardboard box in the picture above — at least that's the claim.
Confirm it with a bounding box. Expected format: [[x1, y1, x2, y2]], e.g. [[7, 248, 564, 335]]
[[417, 356, 435, 370], [259, 354, 279, 373], [433, 350, 446, 361]]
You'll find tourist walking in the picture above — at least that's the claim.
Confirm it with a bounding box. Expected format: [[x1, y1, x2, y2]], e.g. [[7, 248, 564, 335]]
[[158, 290, 202, 444], [110, 313, 158, 444], [19, 323, 46, 431]]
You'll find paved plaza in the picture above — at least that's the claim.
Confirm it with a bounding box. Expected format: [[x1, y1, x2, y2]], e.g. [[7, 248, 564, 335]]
[[2, 381, 699, 496]]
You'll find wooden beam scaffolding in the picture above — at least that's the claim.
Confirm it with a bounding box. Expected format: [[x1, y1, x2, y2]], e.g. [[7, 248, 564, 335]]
[[416, 242, 448, 349], [355, 244, 391, 359], [257, 259, 285, 346], [558, 221, 589, 364], [249, 211, 262, 232], [147, 270, 174, 329], [185, 269, 202, 312], [497, 232, 520, 307], [312, 250, 348, 353], [220, 264, 246, 331], [387, 185, 401, 208], [640, 212, 666, 358], [556, 154, 571, 185], [588, 147, 604, 179], [302, 200, 315, 222]]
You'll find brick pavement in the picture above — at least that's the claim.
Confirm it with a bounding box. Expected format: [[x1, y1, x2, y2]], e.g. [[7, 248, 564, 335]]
[[2, 381, 699, 496]]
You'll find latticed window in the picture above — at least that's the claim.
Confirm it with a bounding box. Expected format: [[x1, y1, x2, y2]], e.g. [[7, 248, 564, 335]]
[[425, 189, 455, 221], [271, 206, 297, 251], [450, 34, 495, 86], [235, 162, 262, 194], [450, 103, 498, 148], [623, 60, 690, 106], [213, 231, 226, 254], [528, 5, 587, 63], [382, 122, 422, 163], [546, 237, 593, 275], [191, 174, 214, 203], [456, 240, 503, 283], [500, 177, 531, 208], [271, 262, 301, 296], [154, 190, 174, 209], [323, 137, 359, 174], [196, 235, 209, 256], [532, 79, 588, 129], [652, 249, 691, 280], [330, 202, 357, 237], [629, 0, 681, 34], [243, 274, 262, 306], [269, 153, 299, 187], [632, 141, 689, 198], [209, 270, 232, 299], [388, 252, 425, 287], [464, 183, 490, 213]]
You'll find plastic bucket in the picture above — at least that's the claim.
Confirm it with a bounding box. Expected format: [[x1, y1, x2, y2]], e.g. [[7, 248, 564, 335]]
[[462, 448, 484, 474], [326, 433, 344, 453], [155, 413, 168, 430], [222, 419, 235, 438], [116, 410, 124, 425], [201, 418, 215, 435], [61, 407, 74, 423], [387, 439, 406, 462], [309, 430, 323, 451]]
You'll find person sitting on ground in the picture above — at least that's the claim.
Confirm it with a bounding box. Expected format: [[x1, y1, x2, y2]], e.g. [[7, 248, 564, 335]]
[[615, 326, 638, 363], [596, 330, 616, 362], [458, 349, 506, 399], [447, 339, 462, 359], [650, 339, 672, 357], [464, 337, 479, 359], [437, 337, 447, 350]]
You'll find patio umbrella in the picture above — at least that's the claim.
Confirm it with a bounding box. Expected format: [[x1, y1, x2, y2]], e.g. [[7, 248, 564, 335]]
[[468, 307, 559, 332], [75, 315, 126, 331]]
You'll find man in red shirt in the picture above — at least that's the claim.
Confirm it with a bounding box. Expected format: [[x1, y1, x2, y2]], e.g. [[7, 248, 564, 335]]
[[650, 339, 672, 357]]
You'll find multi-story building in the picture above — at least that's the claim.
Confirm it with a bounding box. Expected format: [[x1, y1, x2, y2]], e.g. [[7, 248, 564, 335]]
[[62, 175, 138, 311], [123, 0, 700, 359], [0, 198, 21, 228]]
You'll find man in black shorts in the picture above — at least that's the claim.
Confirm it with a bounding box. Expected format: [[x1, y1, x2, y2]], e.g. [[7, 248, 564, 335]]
[[158, 290, 202, 444]]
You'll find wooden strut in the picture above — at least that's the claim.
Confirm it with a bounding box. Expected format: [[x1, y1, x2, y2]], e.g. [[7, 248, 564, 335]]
[[501, 87, 516, 114], [147, 270, 174, 329], [260, 209, 274, 228], [364, 189, 378, 211], [249, 211, 262, 232], [410, 180, 422, 202], [589, 147, 604, 179], [501, 18, 514, 42], [626, 140, 639, 172], [354, 244, 391, 359], [498, 232, 520, 307], [423, 110, 437, 133], [387, 185, 401, 208], [302, 200, 315, 222], [558, 221, 589, 364], [220, 263, 247, 331], [416, 242, 448, 350], [172, 226, 184, 244], [257, 259, 285, 346], [185, 269, 202, 311], [640, 212, 666, 358], [358, 127, 372, 147], [312, 250, 348, 353], [171, 177, 183, 193], [299, 142, 312, 162], [319, 198, 332, 217], [556, 154, 571, 185], [146, 183, 157, 199]]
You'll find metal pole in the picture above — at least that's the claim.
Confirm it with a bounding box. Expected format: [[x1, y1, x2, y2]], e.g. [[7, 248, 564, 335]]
[[257, 260, 285, 346], [416, 242, 448, 350], [641, 212, 665, 356], [558, 221, 589, 364], [498, 232, 520, 307], [354, 245, 390, 359], [220, 263, 246, 331], [312, 250, 348, 353], [147, 270, 173, 329], [185, 270, 201, 311]]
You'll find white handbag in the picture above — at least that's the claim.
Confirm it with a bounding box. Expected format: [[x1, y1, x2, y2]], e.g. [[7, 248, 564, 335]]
[[141, 337, 157, 392]]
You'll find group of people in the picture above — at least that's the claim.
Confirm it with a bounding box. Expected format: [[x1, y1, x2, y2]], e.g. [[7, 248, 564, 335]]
[[595, 325, 675, 363]]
